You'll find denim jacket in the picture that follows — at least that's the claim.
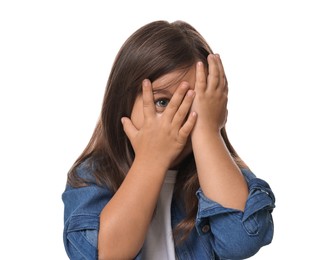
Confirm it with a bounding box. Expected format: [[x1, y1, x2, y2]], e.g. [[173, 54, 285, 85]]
[[62, 162, 275, 260]]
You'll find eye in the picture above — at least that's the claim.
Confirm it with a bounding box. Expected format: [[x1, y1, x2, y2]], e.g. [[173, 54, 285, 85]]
[[155, 99, 169, 107], [154, 98, 170, 112]]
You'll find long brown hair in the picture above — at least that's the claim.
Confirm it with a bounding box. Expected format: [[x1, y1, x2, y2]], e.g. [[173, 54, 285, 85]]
[[67, 20, 247, 243]]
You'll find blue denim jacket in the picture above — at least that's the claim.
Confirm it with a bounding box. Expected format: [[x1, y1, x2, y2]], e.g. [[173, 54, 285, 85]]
[[62, 163, 275, 260]]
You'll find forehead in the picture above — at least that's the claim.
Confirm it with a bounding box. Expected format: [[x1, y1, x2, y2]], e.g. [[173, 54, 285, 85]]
[[152, 66, 196, 91]]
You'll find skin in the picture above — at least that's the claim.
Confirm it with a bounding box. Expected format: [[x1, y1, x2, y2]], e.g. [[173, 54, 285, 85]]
[[98, 54, 248, 259], [191, 54, 248, 210]]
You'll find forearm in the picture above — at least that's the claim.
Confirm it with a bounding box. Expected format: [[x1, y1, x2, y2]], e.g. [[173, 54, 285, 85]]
[[98, 158, 168, 259], [192, 126, 248, 211]]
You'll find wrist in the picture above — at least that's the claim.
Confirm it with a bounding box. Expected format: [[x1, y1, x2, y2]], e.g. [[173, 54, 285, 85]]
[[192, 120, 222, 136], [191, 124, 225, 149], [133, 154, 170, 173]]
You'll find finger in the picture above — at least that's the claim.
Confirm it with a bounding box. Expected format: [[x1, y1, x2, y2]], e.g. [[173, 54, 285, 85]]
[[194, 61, 207, 93], [142, 79, 155, 118], [178, 111, 197, 144], [172, 89, 195, 127], [206, 54, 220, 90], [163, 81, 190, 120], [214, 54, 227, 90], [225, 108, 228, 124], [224, 75, 229, 94], [216, 54, 226, 81], [121, 117, 138, 141]]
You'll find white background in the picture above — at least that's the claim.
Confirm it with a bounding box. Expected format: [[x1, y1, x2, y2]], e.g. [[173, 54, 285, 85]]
[[1, 0, 323, 259]]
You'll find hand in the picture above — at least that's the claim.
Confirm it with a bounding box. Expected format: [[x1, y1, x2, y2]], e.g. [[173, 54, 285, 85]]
[[191, 54, 228, 132], [121, 79, 197, 168]]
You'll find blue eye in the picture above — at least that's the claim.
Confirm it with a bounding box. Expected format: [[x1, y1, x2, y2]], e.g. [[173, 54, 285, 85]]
[[154, 98, 170, 113], [155, 99, 169, 107]]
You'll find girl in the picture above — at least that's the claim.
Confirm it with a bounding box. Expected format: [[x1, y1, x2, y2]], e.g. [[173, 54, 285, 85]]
[[62, 20, 275, 260]]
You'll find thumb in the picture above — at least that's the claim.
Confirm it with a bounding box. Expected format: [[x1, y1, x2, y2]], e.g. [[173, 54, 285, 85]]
[[121, 117, 138, 141]]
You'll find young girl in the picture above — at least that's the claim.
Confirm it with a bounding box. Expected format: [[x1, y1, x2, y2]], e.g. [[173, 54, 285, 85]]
[[62, 20, 275, 260]]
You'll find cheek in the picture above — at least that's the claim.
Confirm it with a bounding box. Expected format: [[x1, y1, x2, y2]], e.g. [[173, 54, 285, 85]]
[[130, 96, 144, 129]]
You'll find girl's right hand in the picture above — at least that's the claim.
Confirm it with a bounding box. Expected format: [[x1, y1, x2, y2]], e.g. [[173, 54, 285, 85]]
[[121, 79, 197, 168]]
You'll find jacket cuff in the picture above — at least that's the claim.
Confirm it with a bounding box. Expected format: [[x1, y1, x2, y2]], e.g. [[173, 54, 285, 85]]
[[63, 214, 99, 259], [195, 169, 275, 234]]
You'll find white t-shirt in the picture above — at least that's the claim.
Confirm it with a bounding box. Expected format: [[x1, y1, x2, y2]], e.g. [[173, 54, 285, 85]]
[[141, 170, 177, 260]]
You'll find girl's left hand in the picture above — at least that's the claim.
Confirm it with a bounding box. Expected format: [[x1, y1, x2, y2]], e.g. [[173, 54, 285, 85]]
[[191, 54, 228, 132]]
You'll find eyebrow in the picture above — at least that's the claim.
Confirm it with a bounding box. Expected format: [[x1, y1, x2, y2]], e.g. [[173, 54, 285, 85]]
[[152, 88, 172, 95], [151, 67, 191, 94], [152, 76, 185, 94]]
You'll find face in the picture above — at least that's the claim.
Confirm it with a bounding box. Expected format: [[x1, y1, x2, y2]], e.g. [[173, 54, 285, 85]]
[[131, 65, 196, 167]]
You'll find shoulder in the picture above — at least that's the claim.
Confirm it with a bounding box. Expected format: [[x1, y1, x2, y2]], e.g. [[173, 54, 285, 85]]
[[75, 158, 98, 183], [240, 168, 256, 182], [65, 157, 102, 191], [62, 157, 113, 216]]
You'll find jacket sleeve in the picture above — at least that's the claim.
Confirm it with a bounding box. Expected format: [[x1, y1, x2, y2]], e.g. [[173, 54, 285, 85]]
[[195, 169, 275, 260], [62, 165, 112, 260]]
